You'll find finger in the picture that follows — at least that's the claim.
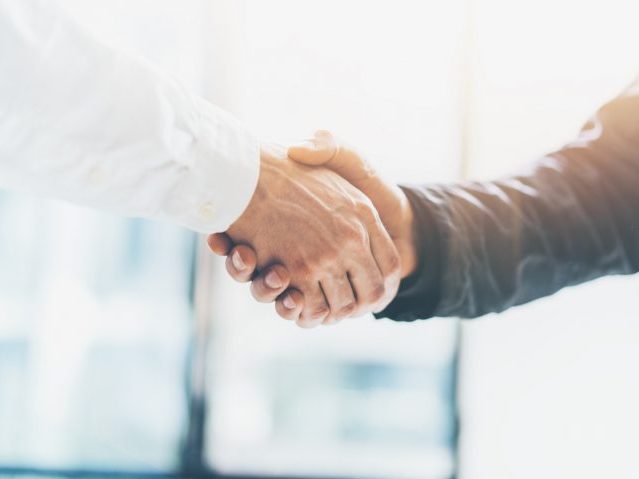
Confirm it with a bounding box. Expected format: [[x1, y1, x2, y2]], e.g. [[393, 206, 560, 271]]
[[207, 232, 233, 256], [288, 130, 374, 182], [296, 316, 324, 329], [365, 217, 401, 310], [224, 245, 257, 283], [249, 264, 291, 303], [297, 283, 329, 328], [318, 274, 356, 324], [291, 132, 412, 279], [347, 242, 388, 317], [275, 288, 304, 321], [287, 132, 335, 166]]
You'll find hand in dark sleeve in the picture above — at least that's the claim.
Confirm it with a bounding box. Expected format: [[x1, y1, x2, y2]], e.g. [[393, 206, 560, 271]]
[[380, 81, 639, 320]]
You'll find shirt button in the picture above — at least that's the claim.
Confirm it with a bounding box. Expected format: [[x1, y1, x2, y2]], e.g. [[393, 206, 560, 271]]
[[199, 201, 215, 220]]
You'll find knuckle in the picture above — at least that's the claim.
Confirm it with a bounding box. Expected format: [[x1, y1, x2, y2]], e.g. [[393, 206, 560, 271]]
[[354, 198, 375, 218], [276, 304, 297, 321], [386, 251, 401, 276], [310, 305, 329, 319], [340, 222, 367, 250], [302, 303, 329, 322], [321, 317, 333, 326], [290, 258, 314, 279], [322, 315, 340, 326], [331, 214, 363, 241], [287, 289, 303, 304], [320, 246, 341, 263], [297, 316, 322, 329], [342, 223, 363, 243], [308, 250, 341, 273], [271, 265, 290, 286], [250, 284, 270, 303], [225, 258, 246, 281], [355, 195, 379, 220], [385, 273, 400, 294], [337, 302, 356, 317], [367, 283, 386, 304]]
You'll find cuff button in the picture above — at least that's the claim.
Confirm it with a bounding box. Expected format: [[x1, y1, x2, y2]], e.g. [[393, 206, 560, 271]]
[[198, 201, 216, 220]]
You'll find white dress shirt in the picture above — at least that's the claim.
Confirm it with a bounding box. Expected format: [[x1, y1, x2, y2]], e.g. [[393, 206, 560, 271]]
[[0, 0, 260, 233]]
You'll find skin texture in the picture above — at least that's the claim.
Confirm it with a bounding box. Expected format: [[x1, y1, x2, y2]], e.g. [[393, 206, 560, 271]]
[[289, 131, 418, 277], [211, 143, 401, 328], [208, 133, 418, 327]]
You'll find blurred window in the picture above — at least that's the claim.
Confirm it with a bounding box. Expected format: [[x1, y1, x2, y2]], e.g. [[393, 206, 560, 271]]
[[0, 193, 195, 473]]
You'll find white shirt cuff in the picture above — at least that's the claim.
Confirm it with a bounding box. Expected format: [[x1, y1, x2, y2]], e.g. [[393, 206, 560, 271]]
[[163, 99, 260, 234]]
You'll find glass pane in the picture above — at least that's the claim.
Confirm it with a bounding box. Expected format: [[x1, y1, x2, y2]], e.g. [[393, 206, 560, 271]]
[[0, 192, 195, 472], [0, 0, 208, 471], [207, 308, 457, 478]]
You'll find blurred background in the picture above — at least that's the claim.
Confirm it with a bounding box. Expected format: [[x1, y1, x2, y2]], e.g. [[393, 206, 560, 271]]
[[0, 1, 638, 478]]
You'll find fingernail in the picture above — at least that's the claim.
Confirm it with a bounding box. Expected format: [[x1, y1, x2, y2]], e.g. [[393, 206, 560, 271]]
[[265, 270, 283, 289], [232, 250, 246, 271], [282, 295, 296, 310]]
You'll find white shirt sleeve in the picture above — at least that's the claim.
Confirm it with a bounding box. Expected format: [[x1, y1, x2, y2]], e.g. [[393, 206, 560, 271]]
[[0, 0, 260, 233]]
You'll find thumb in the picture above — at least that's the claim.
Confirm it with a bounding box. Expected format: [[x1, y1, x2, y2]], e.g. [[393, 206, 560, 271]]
[[287, 130, 338, 166], [207, 232, 233, 256], [288, 130, 374, 182]]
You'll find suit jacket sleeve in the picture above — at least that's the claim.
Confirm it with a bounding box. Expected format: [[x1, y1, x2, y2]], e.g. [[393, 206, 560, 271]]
[[378, 81, 639, 321]]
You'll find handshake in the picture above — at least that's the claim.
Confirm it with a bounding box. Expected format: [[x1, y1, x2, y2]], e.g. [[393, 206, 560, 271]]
[[208, 131, 419, 328]]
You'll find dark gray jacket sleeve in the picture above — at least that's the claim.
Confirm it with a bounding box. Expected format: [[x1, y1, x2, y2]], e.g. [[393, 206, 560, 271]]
[[378, 82, 639, 321]]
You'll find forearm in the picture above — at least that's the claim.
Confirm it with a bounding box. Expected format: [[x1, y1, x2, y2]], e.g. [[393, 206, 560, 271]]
[[379, 85, 639, 321], [0, 0, 259, 233]]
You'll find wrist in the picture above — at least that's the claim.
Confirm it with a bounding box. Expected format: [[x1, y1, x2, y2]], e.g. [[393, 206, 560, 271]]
[[228, 144, 283, 237]]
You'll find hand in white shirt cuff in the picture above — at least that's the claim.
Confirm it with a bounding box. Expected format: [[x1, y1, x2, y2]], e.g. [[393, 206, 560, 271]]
[[164, 99, 260, 234]]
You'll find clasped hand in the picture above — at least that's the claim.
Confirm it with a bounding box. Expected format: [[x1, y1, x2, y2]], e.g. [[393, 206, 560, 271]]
[[208, 131, 417, 328]]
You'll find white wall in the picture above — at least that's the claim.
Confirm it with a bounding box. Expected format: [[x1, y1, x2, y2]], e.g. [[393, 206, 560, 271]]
[[459, 1, 639, 478]]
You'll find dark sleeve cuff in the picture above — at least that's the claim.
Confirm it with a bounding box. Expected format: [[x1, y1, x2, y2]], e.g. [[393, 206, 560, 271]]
[[374, 185, 444, 322]]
